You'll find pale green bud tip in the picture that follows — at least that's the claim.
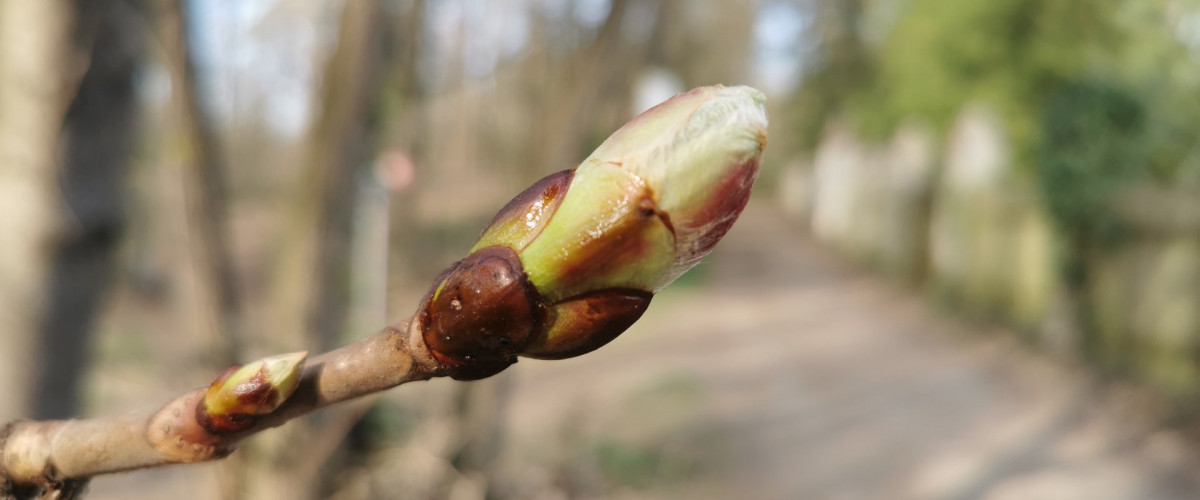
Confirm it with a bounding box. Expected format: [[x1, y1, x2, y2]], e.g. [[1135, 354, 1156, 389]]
[[202, 351, 308, 422], [523, 85, 768, 298], [595, 85, 768, 288]]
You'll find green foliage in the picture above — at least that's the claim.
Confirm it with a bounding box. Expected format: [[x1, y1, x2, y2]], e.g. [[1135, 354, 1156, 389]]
[[787, 0, 874, 153], [790, 0, 1200, 182], [1035, 81, 1146, 253], [1137, 88, 1200, 185], [852, 0, 1118, 150], [1108, 2, 1200, 184]]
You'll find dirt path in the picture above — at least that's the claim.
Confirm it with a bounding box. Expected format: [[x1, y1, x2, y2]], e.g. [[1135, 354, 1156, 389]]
[[501, 201, 1200, 499]]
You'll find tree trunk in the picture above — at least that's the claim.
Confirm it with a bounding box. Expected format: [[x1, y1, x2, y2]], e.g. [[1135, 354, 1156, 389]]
[[271, 0, 388, 355], [156, 0, 244, 368], [0, 0, 75, 423], [247, 1, 391, 497], [32, 0, 143, 420], [533, 0, 639, 175]]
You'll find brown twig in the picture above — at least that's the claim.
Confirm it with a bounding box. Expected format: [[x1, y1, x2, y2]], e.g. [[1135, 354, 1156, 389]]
[[0, 319, 447, 498]]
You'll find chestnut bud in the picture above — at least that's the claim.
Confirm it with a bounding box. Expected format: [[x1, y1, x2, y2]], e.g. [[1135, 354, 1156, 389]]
[[417, 85, 768, 379]]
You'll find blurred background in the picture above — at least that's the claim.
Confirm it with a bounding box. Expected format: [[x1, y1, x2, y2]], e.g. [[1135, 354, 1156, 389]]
[[2, 0, 1200, 498]]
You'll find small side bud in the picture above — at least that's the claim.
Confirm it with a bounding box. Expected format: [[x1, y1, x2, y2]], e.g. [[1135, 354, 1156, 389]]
[[199, 352, 307, 433]]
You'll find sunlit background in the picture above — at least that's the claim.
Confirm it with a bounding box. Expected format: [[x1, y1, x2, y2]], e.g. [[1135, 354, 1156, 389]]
[[3, 0, 1200, 498]]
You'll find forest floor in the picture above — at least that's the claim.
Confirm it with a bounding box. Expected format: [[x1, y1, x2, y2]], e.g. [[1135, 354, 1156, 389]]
[[87, 201, 1200, 499]]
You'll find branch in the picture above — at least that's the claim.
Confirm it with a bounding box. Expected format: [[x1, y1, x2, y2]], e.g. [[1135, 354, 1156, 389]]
[[0, 320, 442, 492], [0, 85, 769, 499]]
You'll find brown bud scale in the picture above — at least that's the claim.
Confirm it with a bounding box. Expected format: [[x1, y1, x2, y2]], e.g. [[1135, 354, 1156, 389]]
[[421, 246, 548, 380], [523, 288, 652, 360], [474, 169, 574, 251]]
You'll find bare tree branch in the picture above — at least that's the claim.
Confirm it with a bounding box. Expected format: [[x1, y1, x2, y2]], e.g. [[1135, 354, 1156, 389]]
[[0, 319, 442, 494]]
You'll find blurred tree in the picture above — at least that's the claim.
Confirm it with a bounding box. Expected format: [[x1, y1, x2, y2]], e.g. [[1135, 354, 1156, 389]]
[[797, 0, 1200, 181], [787, 0, 873, 153], [1037, 82, 1146, 255], [34, 0, 145, 419], [157, 0, 243, 368], [853, 0, 1119, 150], [1110, 1, 1200, 184], [0, 0, 74, 424], [246, 0, 394, 498], [0, 0, 145, 421], [271, 0, 390, 355], [650, 0, 757, 88], [528, 0, 641, 176], [1034, 80, 1150, 357], [790, 0, 1200, 383]]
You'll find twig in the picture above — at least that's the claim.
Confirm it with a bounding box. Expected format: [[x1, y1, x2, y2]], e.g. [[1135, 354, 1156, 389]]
[[0, 320, 444, 497]]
